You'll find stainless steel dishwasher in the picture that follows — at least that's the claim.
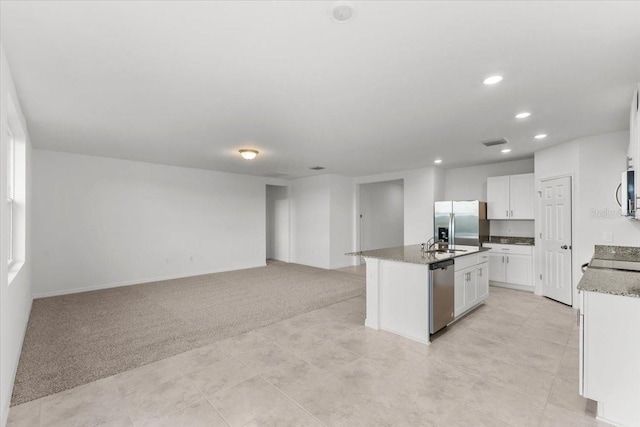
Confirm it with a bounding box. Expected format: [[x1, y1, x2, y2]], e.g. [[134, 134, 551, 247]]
[[429, 259, 455, 334]]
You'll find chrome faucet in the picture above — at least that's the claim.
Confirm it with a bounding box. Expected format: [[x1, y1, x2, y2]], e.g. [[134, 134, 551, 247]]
[[423, 237, 435, 254]]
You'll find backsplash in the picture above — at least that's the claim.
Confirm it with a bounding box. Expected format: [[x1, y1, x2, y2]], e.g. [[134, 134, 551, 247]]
[[489, 220, 535, 238]]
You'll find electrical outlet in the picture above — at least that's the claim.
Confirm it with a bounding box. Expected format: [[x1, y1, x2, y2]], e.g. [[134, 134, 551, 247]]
[[602, 232, 613, 242]]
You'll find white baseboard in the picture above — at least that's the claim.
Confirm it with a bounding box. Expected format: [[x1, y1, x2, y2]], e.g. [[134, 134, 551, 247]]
[[33, 263, 267, 299], [2, 296, 33, 426], [489, 281, 535, 293], [330, 261, 358, 270]]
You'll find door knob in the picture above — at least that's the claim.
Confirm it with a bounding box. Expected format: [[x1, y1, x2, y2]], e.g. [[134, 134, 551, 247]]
[[561, 245, 568, 249]]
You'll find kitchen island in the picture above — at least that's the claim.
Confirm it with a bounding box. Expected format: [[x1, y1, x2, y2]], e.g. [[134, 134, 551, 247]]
[[348, 244, 490, 344]]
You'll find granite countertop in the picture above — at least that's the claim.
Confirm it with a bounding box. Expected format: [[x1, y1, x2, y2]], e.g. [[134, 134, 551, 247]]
[[347, 244, 490, 266], [577, 245, 640, 298], [486, 236, 535, 246]]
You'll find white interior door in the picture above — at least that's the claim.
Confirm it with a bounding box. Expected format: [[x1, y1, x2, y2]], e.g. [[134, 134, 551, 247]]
[[540, 176, 573, 305]]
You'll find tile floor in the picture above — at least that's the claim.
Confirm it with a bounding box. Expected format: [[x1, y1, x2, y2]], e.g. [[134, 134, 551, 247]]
[[8, 266, 610, 427]]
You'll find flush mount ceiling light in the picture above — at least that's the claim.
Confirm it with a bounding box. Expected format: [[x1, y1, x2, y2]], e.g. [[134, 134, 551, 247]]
[[534, 134, 548, 139], [483, 75, 503, 85], [329, 2, 355, 23], [239, 149, 258, 160], [515, 112, 531, 119], [501, 148, 512, 153], [434, 159, 443, 164]]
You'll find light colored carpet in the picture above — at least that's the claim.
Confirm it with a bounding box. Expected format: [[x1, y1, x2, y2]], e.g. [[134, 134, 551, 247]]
[[11, 261, 365, 406]]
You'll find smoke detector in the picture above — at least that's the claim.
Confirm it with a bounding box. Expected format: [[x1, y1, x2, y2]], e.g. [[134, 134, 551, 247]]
[[329, 2, 355, 23], [309, 166, 326, 171]]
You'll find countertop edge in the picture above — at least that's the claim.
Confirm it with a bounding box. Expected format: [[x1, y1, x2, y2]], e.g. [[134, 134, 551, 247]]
[[347, 245, 490, 266], [577, 256, 640, 298]]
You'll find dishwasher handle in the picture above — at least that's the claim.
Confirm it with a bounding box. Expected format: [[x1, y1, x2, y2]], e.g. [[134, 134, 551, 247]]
[[429, 259, 454, 270]]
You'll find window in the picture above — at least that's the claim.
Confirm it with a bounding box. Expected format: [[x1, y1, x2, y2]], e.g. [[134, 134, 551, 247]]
[[5, 94, 25, 281], [7, 127, 15, 265]]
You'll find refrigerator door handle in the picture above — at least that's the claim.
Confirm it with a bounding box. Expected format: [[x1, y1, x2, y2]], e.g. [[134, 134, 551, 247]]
[[449, 213, 455, 245]]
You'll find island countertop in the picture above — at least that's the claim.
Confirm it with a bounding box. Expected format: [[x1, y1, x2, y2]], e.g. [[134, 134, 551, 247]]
[[347, 244, 490, 265]]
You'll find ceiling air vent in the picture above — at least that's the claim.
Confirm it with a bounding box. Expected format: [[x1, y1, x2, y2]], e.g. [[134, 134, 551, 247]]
[[309, 166, 325, 171], [482, 138, 508, 147]]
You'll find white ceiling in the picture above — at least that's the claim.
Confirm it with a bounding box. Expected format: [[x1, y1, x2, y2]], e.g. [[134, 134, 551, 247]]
[[1, 1, 639, 178]]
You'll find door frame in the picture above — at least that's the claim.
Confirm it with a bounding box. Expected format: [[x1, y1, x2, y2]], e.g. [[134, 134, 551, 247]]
[[536, 173, 576, 307]]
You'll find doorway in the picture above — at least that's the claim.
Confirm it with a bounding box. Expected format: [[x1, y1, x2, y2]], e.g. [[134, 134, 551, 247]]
[[540, 176, 573, 305], [359, 180, 404, 264], [266, 185, 290, 262]]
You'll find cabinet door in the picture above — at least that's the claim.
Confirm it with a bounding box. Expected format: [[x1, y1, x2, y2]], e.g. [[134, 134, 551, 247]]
[[488, 253, 506, 282], [505, 254, 532, 286], [509, 173, 535, 219], [487, 176, 510, 219], [464, 269, 477, 308], [476, 262, 489, 300], [454, 269, 466, 317]]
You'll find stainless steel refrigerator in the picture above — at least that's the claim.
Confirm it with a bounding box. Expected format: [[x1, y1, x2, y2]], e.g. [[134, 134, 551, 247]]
[[434, 200, 489, 246]]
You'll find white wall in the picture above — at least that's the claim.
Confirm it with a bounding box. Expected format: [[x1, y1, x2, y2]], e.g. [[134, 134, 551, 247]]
[[290, 175, 332, 268], [0, 46, 33, 427], [534, 131, 640, 306], [329, 175, 356, 269], [266, 185, 289, 262], [489, 221, 535, 238], [356, 166, 443, 246], [32, 150, 269, 297], [290, 174, 356, 269], [359, 180, 404, 251]]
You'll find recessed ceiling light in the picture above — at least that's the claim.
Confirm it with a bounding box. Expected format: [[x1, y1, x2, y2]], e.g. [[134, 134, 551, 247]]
[[329, 2, 355, 23], [501, 148, 512, 153], [239, 149, 258, 160], [434, 159, 443, 164], [515, 112, 531, 119], [534, 134, 547, 139], [483, 75, 503, 85]]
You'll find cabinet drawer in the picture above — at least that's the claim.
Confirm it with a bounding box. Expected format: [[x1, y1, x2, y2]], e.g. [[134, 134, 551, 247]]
[[483, 243, 533, 256], [454, 254, 479, 271]]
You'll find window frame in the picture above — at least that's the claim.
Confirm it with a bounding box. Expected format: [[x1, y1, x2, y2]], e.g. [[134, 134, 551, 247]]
[[7, 126, 15, 266]]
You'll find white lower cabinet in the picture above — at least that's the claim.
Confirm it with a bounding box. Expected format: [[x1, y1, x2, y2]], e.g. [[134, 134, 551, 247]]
[[454, 253, 489, 318], [483, 243, 533, 291], [488, 253, 506, 282], [580, 290, 640, 427]]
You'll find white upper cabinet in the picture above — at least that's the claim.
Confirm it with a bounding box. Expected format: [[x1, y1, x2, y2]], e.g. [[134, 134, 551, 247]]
[[487, 173, 534, 220], [509, 174, 535, 219], [487, 176, 510, 219]]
